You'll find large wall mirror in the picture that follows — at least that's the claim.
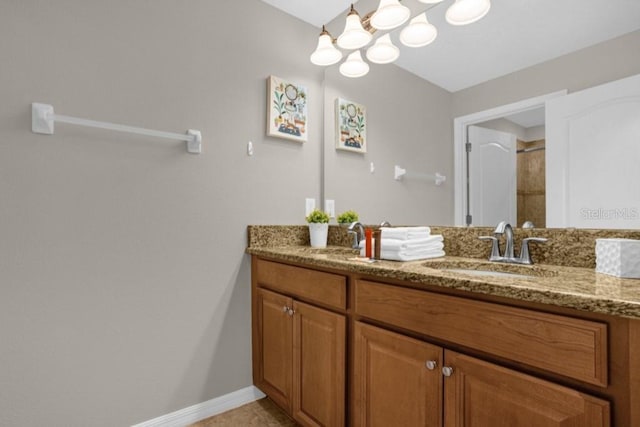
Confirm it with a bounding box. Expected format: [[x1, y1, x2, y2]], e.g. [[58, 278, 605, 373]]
[[319, 0, 640, 229]]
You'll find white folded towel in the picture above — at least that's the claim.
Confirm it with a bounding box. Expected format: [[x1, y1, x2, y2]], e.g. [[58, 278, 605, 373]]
[[380, 226, 431, 241], [381, 235, 443, 251], [384, 244, 444, 257], [380, 250, 445, 262]]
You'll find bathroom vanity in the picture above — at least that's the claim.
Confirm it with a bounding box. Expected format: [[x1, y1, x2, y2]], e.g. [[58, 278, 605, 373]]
[[248, 226, 640, 427]]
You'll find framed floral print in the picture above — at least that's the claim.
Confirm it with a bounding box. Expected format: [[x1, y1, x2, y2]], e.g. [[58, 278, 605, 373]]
[[335, 98, 366, 153], [267, 75, 308, 142]]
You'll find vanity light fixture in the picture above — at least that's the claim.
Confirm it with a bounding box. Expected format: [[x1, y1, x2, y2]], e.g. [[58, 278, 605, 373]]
[[370, 0, 411, 31], [310, 26, 343, 66], [313, 0, 491, 78], [399, 13, 438, 47], [339, 50, 370, 78], [337, 5, 373, 50], [366, 34, 400, 64], [446, 0, 491, 26]]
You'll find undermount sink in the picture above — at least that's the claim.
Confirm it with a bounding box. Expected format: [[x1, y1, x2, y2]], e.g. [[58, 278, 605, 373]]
[[423, 259, 559, 279]]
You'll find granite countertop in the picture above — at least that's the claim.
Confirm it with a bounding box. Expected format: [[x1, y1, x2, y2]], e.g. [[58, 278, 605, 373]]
[[247, 245, 640, 319]]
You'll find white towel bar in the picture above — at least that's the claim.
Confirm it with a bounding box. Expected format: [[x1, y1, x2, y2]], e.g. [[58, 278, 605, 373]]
[[31, 103, 201, 154], [394, 165, 446, 185]]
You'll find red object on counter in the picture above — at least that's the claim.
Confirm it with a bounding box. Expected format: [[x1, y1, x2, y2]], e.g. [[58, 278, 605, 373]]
[[365, 228, 373, 258]]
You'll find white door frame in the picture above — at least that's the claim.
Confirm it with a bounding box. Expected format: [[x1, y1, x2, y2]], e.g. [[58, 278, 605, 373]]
[[453, 90, 567, 226]]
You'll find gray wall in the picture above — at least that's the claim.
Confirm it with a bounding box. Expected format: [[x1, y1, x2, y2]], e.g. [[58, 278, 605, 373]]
[[2, 1, 640, 426], [452, 30, 640, 116], [0, 1, 323, 426], [323, 65, 453, 225], [0, 1, 453, 426]]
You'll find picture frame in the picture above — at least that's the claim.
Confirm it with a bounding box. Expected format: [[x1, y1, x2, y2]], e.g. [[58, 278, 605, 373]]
[[335, 98, 366, 153], [266, 75, 308, 142]]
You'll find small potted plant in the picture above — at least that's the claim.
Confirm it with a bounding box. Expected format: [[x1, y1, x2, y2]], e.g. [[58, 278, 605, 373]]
[[337, 210, 359, 225], [306, 209, 330, 248]]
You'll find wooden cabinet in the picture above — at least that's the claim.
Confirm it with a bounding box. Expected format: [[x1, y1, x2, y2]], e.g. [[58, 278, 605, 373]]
[[252, 256, 635, 426], [253, 259, 346, 427], [353, 279, 612, 427], [353, 321, 443, 427], [255, 288, 292, 411], [443, 351, 610, 427], [354, 321, 610, 427], [354, 279, 608, 386]]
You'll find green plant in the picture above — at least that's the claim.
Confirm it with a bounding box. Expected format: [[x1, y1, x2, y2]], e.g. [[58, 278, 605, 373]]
[[273, 90, 286, 116], [355, 114, 365, 136], [306, 209, 330, 224], [337, 210, 359, 224]]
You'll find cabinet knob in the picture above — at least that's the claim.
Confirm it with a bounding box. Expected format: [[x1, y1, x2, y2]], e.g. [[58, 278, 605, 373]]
[[425, 360, 437, 370], [283, 306, 289, 313], [442, 366, 454, 377], [287, 308, 295, 316]]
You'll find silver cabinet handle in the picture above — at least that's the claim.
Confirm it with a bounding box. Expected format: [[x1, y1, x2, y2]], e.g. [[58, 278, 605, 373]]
[[425, 360, 437, 370], [442, 366, 454, 377]]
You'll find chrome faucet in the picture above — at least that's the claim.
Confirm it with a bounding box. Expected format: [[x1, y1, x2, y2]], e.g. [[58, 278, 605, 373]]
[[479, 221, 548, 264], [347, 221, 365, 249], [380, 221, 392, 227], [495, 221, 515, 259]]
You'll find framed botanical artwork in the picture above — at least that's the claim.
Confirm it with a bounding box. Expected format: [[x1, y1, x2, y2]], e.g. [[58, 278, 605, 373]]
[[267, 75, 308, 142], [335, 98, 366, 153]]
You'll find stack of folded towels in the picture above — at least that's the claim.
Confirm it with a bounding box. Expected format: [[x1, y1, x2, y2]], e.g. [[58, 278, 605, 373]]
[[379, 226, 445, 261]]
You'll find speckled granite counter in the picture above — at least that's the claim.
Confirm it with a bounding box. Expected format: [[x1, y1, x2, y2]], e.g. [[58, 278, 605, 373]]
[[247, 225, 640, 319]]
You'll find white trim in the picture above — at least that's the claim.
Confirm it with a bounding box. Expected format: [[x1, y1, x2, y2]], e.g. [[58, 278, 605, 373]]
[[131, 386, 266, 427], [453, 90, 567, 226]]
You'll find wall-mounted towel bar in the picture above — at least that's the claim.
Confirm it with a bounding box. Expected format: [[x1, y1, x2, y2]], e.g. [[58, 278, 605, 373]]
[[394, 165, 446, 186], [31, 103, 202, 154]]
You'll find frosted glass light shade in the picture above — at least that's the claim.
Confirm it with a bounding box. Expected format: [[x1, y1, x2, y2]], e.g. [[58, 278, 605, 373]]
[[400, 13, 438, 47], [310, 30, 343, 66], [446, 0, 491, 25], [370, 0, 410, 30], [340, 51, 370, 78], [366, 34, 399, 64], [337, 8, 373, 50]]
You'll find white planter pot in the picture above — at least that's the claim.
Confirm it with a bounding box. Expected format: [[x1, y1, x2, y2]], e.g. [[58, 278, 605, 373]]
[[308, 223, 329, 248]]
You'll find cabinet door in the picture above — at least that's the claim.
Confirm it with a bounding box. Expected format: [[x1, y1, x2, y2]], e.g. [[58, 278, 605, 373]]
[[256, 288, 293, 412], [353, 322, 443, 427], [292, 300, 346, 427], [443, 350, 610, 427]]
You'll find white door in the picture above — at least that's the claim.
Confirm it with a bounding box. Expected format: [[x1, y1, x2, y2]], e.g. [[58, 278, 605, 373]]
[[546, 73, 640, 228], [468, 125, 517, 227]]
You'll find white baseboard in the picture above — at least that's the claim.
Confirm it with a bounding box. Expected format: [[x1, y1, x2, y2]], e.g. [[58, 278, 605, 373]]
[[132, 386, 266, 427]]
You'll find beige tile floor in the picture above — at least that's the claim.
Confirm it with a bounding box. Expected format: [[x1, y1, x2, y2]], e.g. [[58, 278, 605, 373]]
[[189, 398, 296, 426]]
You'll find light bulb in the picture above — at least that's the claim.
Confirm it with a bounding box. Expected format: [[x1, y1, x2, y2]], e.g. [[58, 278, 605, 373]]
[[310, 27, 343, 66], [446, 0, 491, 26], [340, 51, 370, 78], [400, 13, 438, 48], [370, 0, 411, 30], [337, 6, 373, 50], [366, 34, 399, 64]]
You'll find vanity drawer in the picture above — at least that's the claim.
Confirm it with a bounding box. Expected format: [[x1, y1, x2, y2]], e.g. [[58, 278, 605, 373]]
[[354, 279, 608, 386], [256, 259, 347, 310]]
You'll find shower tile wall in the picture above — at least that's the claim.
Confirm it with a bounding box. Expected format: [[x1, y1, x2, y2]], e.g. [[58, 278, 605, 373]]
[[517, 139, 546, 227]]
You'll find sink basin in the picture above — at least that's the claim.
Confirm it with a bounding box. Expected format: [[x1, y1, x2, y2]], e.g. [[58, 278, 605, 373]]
[[423, 259, 558, 279]]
